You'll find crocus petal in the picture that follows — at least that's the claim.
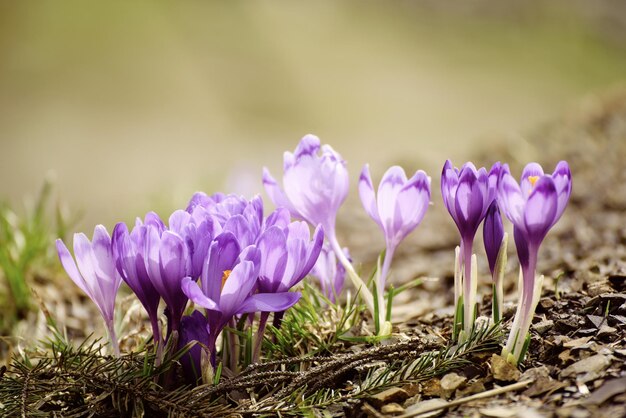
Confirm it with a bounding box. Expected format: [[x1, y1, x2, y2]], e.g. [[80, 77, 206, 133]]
[[73, 233, 107, 313], [282, 155, 327, 227], [237, 292, 302, 314], [144, 226, 163, 291], [57, 225, 120, 325], [239, 245, 262, 266], [293, 134, 320, 159], [188, 220, 214, 279], [441, 160, 459, 218], [358, 164, 382, 228], [264, 208, 291, 230], [112, 222, 160, 316], [144, 211, 166, 231], [91, 226, 121, 318], [223, 215, 255, 248], [498, 172, 525, 228], [453, 169, 484, 238], [262, 167, 302, 218], [202, 232, 240, 302], [186, 192, 213, 212], [513, 226, 530, 271], [56, 239, 90, 297], [460, 161, 478, 173], [299, 224, 324, 281], [219, 260, 259, 318], [168, 210, 191, 236], [179, 310, 209, 384], [257, 226, 288, 292], [487, 162, 502, 204], [321, 144, 350, 210], [392, 170, 430, 244], [376, 166, 407, 236], [523, 177, 558, 245], [551, 161, 572, 225], [159, 232, 187, 286], [181, 277, 219, 311], [483, 201, 504, 274], [91, 226, 117, 284]]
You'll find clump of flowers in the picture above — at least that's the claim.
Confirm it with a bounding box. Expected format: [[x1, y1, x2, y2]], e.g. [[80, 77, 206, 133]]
[[55, 133, 572, 377], [498, 161, 572, 364], [441, 161, 501, 341], [57, 192, 321, 383], [440, 159, 571, 362], [265, 135, 431, 335]]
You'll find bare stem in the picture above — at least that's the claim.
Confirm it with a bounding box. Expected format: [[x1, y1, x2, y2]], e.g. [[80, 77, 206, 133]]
[[327, 232, 376, 320], [106, 320, 120, 358]]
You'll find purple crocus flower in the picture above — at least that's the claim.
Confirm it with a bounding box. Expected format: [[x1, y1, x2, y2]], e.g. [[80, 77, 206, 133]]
[[56, 225, 123, 356], [253, 221, 323, 360], [187, 193, 265, 248], [310, 243, 348, 303], [264, 135, 375, 316], [483, 201, 507, 323], [181, 233, 300, 367], [179, 310, 210, 384], [498, 161, 571, 363], [263, 135, 348, 239], [483, 201, 504, 276], [186, 191, 226, 213], [256, 222, 324, 294], [441, 160, 501, 338], [112, 219, 162, 345], [143, 211, 193, 338], [359, 164, 430, 325]]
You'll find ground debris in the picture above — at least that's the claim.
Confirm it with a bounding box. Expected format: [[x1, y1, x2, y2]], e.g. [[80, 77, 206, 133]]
[[559, 354, 612, 382], [584, 377, 626, 406], [440, 372, 466, 398], [491, 354, 521, 382], [369, 387, 410, 407]]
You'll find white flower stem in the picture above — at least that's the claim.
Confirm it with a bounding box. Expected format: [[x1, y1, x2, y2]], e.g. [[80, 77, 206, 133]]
[[453, 246, 462, 341], [106, 320, 120, 358], [493, 232, 508, 324], [376, 247, 395, 330], [464, 254, 478, 337]]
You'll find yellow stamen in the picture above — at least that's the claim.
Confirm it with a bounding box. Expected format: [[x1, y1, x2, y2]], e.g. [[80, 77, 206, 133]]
[[221, 270, 232, 290], [528, 176, 539, 188]]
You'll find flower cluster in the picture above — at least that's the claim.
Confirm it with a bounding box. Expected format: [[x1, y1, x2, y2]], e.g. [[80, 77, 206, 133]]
[[56, 133, 571, 373], [441, 161, 501, 340], [441, 160, 571, 364], [264, 135, 431, 334], [57, 192, 323, 382]]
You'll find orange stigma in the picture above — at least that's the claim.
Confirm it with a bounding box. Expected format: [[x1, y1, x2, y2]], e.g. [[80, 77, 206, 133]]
[[221, 270, 232, 290], [528, 176, 539, 188]]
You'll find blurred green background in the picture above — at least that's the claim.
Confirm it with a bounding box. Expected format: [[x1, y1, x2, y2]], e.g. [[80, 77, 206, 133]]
[[1, 1, 625, 229]]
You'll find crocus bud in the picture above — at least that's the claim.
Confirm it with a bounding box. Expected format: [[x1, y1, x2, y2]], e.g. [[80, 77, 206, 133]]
[[56, 225, 123, 356], [310, 243, 349, 303], [483, 200, 504, 276]]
